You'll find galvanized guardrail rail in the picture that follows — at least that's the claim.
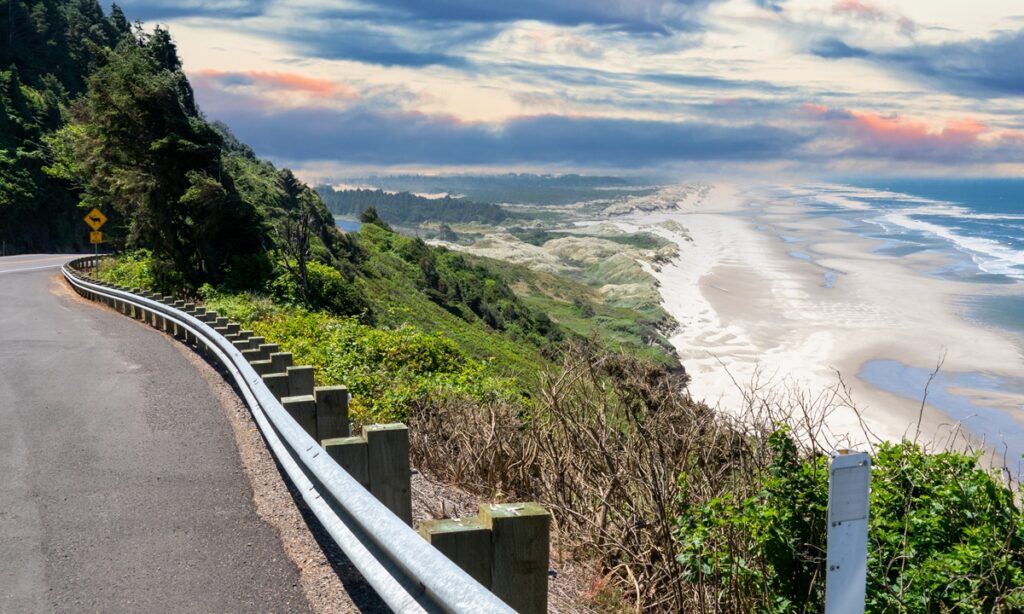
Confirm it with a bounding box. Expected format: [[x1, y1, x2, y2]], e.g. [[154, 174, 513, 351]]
[[63, 256, 517, 614]]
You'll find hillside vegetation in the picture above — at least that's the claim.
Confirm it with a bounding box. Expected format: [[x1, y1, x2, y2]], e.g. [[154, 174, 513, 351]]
[[316, 187, 514, 225], [1, 0, 132, 251]]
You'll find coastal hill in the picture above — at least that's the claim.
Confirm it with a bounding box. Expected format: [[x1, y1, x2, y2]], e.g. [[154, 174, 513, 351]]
[[3, 3, 1022, 612], [316, 186, 514, 225]]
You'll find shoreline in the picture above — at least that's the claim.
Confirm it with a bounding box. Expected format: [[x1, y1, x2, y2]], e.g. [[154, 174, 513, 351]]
[[617, 184, 1024, 463]]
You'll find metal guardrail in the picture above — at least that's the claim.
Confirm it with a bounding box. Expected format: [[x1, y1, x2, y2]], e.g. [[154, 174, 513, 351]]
[[63, 256, 516, 614]]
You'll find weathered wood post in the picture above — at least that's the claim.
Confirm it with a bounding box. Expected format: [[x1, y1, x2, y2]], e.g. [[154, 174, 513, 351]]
[[171, 301, 186, 340], [250, 359, 275, 375], [286, 365, 314, 397], [323, 437, 370, 489], [185, 305, 199, 345], [365, 424, 412, 525], [314, 386, 349, 441], [482, 503, 550, 614], [241, 347, 263, 363], [263, 373, 290, 400], [322, 423, 411, 524], [418, 518, 492, 588], [281, 395, 318, 439], [270, 352, 293, 373], [419, 502, 551, 614]]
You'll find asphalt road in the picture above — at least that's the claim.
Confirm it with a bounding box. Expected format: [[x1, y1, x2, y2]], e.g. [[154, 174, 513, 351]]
[[0, 255, 311, 613]]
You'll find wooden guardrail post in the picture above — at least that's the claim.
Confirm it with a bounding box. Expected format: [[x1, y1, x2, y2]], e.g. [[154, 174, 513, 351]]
[[170, 301, 185, 340], [184, 305, 198, 345], [365, 424, 412, 525], [322, 423, 411, 524], [418, 518, 492, 588], [483, 503, 550, 614], [129, 289, 141, 319], [420, 503, 551, 614], [323, 437, 370, 488], [314, 386, 349, 440], [241, 347, 263, 362], [281, 395, 318, 439], [263, 373, 290, 400], [287, 365, 314, 397], [229, 330, 252, 348], [270, 352, 293, 373]]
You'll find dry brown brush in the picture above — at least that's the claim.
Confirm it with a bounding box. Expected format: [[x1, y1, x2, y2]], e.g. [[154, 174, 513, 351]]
[[411, 344, 1024, 612], [410, 343, 776, 611]]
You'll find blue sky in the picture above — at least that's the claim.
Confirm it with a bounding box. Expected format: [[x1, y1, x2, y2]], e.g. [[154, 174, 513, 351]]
[[119, 0, 1024, 179]]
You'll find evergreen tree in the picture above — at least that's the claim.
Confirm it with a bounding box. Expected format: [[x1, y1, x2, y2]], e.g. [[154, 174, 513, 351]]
[[49, 30, 263, 286], [108, 3, 130, 38]]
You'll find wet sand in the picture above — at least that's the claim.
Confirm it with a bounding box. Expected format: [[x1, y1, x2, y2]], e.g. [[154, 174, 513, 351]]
[[613, 184, 1024, 463]]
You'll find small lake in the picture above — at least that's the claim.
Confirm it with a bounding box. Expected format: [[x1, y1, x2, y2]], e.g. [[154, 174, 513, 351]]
[[336, 218, 362, 232]]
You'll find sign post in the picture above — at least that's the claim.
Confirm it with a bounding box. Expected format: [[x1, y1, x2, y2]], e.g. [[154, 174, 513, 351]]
[[825, 450, 871, 614], [84, 208, 107, 255]]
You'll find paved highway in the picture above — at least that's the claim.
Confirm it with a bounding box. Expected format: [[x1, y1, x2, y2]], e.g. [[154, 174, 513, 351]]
[[0, 255, 311, 612]]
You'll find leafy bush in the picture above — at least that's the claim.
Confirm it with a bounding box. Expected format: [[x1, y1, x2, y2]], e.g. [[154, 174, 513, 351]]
[[269, 259, 370, 318], [202, 293, 515, 422], [93, 249, 156, 290], [674, 431, 1024, 613]]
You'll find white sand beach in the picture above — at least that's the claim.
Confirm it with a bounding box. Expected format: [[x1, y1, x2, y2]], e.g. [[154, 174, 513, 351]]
[[613, 184, 1024, 454]]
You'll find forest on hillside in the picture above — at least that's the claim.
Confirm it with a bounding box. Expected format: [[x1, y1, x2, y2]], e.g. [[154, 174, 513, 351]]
[[316, 187, 515, 225], [0, 0, 133, 251], [0, 0, 363, 296]]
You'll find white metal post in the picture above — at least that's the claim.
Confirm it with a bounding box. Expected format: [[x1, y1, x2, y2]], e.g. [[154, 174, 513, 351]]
[[825, 450, 870, 614]]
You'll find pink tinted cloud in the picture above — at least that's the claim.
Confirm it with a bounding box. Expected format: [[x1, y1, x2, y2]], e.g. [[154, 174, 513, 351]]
[[196, 69, 359, 100], [804, 103, 986, 146], [832, 0, 885, 20], [524, 30, 603, 58], [798, 103, 1024, 165], [850, 112, 986, 146], [832, 0, 915, 33]]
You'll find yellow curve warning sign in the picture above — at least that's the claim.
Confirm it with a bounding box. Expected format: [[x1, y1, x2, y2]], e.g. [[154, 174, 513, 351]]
[[89, 231, 103, 244]]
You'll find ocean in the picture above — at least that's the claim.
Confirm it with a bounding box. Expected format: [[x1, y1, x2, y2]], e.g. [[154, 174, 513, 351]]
[[821, 179, 1024, 333], [778, 178, 1024, 464]]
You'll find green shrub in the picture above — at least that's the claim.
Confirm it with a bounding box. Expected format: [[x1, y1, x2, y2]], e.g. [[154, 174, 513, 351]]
[[202, 293, 515, 422], [93, 249, 156, 290], [674, 431, 1024, 613], [269, 259, 371, 319]]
